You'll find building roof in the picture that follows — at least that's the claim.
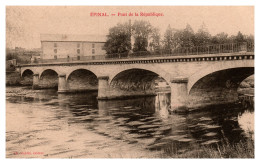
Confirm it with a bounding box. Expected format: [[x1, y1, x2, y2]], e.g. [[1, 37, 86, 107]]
[[40, 34, 107, 42]]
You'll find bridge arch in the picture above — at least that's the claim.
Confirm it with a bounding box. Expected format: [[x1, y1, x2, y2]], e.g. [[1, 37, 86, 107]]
[[21, 69, 34, 86], [110, 68, 170, 94], [187, 60, 254, 107], [21, 69, 34, 77], [109, 66, 171, 85], [39, 69, 59, 79], [67, 69, 98, 91], [21, 68, 34, 77], [39, 69, 59, 89], [66, 68, 98, 81], [188, 60, 254, 93]]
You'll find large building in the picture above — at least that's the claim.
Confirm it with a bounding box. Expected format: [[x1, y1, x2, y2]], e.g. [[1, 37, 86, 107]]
[[40, 34, 107, 60]]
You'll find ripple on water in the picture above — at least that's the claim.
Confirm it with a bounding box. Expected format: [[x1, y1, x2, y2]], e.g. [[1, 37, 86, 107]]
[[94, 116, 112, 122], [114, 118, 129, 124], [199, 117, 212, 121], [203, 132, 218, 137], [157, 126, 172, 132], [139, 117, 156, 122], [75, 117, 94, 122], [139, 128, 158, 133], [127, 121, 145, 127], [138, 124, 161, 129], [123, 106, 133, 109]]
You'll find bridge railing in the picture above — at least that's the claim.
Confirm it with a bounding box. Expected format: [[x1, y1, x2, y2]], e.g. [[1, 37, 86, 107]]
[[34, 42, 254, 64], [106, 42, 254, 59]]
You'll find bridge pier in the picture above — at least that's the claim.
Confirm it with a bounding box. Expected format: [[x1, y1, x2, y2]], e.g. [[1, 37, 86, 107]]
[[97, 76, 109, 99], [58, 74, 68, 93], [32, 73, 40, 89], [170, 77, 188, 113]]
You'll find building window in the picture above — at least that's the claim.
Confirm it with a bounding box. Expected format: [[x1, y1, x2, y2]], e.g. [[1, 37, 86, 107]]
[[77, 43, 80, 48], [77, 56, 80, 60], [54, 49, 57, 53], [77, 49, 80, 54], [54, 55, 57, 59], [92, 49, 95, 54], [54, 43, 57, 47], [92, 43, 95, 48]]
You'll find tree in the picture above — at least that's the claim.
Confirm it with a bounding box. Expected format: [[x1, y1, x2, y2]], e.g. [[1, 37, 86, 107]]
[[132, 20, 153, 52], [163, 25, 177, 51], [104, 20, 155, 54], [179, 24, 195, 47], [235, 31, 245, 43], [244, 34, 254, 43], [194, 23, 211, 46], [211, 32, 229, 44], [103, 22, 131, 54], [148, 27, 161, 53]]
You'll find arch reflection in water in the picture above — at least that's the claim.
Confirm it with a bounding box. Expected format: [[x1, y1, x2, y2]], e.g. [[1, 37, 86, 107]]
[[98, 93, 171, 117], [98, 96, 156, 114], [238, 106, 254, 140], [155, 93, 171, 119], [58, 92, 98, 108]]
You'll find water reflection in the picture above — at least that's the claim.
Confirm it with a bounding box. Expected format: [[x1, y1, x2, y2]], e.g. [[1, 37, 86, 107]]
[[155, 93, 171, 119], [6, 87, 254, 157], [238, 108, 254, 140]]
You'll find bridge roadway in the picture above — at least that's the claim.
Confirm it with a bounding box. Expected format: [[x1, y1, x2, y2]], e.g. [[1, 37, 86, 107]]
[[20, 52, 254, 112]]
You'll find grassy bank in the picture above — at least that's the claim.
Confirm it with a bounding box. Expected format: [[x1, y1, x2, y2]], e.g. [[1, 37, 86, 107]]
[[160, 135, 254, 158]]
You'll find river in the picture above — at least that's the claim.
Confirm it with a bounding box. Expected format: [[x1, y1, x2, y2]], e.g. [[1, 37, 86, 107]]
[[6, 86, 254, 158]]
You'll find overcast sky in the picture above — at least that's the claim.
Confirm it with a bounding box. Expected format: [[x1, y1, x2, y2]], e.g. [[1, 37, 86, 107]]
[[6, 6, 254, 49]]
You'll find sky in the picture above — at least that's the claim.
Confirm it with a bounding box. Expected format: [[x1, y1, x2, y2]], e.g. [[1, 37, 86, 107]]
[[6, 6, 254, 49]]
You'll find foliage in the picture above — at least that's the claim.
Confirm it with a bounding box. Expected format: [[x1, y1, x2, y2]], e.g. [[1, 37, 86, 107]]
[[194, 23, 211, 46], [132, 20, 153, 52], [235, 31, 245, 42], [104, 21, 254, 55], [104, 20, 158, 54], [103, 22, 131, 54], [148, 27, 161, 53], [163, 24, 196, 50], [163, 25, 178, 51], [6, 52, 31, 64], [211, 32, 229, 44], [179, 24, 195, 47]]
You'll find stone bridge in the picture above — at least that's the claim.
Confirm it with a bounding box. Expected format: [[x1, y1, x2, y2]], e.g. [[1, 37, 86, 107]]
[[19, 52, 254, 112]]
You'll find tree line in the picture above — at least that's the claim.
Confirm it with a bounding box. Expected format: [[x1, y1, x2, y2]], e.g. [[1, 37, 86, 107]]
[[103, 20, 254, 54]]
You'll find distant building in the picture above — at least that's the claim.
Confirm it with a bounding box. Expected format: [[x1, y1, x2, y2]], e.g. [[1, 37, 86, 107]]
[[31, 54, 41, 63], [40, 34, 107, 59]]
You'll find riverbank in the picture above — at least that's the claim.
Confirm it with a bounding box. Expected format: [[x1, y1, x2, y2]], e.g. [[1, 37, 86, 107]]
[[6, 71, 21, 86], [160, 134, 254, 158]]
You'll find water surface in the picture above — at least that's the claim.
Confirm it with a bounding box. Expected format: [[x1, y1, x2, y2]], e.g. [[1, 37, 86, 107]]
[[6, 87, 254, 158]]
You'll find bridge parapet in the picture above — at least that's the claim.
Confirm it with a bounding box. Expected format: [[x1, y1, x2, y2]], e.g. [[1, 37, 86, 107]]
[[20, 52, 254, 68], [30, 42, 253, 64]]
